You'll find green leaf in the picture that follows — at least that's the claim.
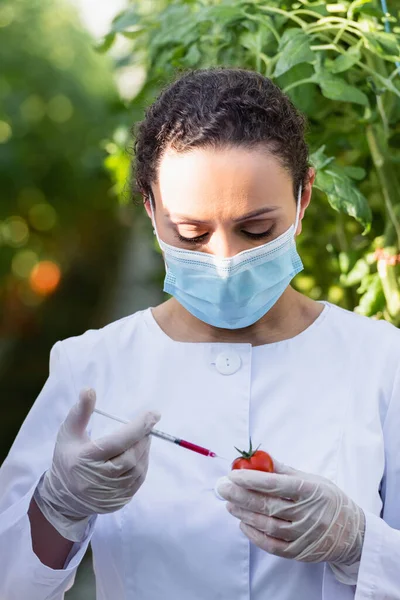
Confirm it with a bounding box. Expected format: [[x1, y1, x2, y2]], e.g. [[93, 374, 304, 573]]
[[291, 2, 328, 16], [94, 33, 116, 53], [110, 7, 141, 33], [120, 29, 145, 41], [355, 273, 385, 316], [350, 1, 383, 18], [239, 28, 272, 55], [314, 68, 369, 106], [338, 251, 351, 274], [341, 165, 366, 180], [183, 44, 201, 67], [150, 5, 198, 48], [309, 145, 335, 170], [364, 32, 400, 59], [383, 205, 400, 247], [277, 62, 318, 115], [329, 46, 361, 74], [357, 273, 376, 295], [240, 30, 257, 52], [273, 29, 314, 78], [201, 3, 244, 22], [339, 258, 369, 287], [314, 168, 372, 232]]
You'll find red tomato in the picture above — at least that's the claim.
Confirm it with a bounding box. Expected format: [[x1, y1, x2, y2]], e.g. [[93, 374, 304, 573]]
[[231, 439, 274, 472]]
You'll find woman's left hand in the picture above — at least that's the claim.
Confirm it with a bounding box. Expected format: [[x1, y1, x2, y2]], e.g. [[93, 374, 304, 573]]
[[216, 459, 365, 567]]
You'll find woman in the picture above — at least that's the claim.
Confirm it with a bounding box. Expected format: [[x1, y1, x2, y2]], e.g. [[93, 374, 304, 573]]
[[0, 67, 399, 600]]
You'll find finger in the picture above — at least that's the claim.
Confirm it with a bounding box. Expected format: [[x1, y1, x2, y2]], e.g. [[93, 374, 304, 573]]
[[228, 469, 313, 501], [239, 522, 291, 557], [272, 459, 318, 484], [217, 480, 295, 520], [84, 410, 161, 460], [269, 458, 298, 476], [116, 451, 150, 494], [113, 455, 149, 491], [109, 435, 151, 475], [63, 388, 96, 437], [226, 504, 297, 542], [88, 447, 150, 493]]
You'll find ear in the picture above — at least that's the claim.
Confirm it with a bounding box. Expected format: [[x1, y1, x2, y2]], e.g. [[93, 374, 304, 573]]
[[143, 187, 156, 223], [295, 167, 315, 236], [144, 197, 153, 220]]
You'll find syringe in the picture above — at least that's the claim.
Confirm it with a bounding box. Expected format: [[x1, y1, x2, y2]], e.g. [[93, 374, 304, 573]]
[[93, 407, 227, 460]]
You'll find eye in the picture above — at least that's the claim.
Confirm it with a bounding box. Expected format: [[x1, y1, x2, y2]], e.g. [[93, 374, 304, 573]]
[[174, 226, 276, 245], [242, 227, 274, 240], [176, 232, 209, 245]]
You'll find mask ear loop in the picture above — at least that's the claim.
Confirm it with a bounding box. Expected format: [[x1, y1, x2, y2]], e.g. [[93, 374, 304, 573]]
[[148, 190, 159, 239], [294, 183, 303, 233]]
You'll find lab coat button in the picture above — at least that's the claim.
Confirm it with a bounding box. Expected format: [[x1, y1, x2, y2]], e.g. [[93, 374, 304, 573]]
[[215, 352, 241, 375]]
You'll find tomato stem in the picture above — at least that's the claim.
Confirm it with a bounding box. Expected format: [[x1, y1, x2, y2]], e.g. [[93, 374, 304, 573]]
[[234, 437, 261, 460]]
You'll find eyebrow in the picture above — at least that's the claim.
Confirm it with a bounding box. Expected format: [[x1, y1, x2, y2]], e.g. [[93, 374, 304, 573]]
[[168, 206, 280, 225]]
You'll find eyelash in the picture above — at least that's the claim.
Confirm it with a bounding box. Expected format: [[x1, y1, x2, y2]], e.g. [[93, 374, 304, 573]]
[[176, 228, 275, 245]]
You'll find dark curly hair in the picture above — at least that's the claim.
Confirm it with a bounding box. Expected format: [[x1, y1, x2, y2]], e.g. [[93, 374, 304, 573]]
[[133, 67, 311, 205]]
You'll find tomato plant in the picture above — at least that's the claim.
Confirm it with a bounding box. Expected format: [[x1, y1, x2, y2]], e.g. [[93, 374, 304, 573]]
[[102, 0, 400, 326]]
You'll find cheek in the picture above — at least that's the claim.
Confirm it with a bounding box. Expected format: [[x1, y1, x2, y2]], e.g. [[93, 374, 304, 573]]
[[153, 218, 175, 246], [269, 218, 294, 240]]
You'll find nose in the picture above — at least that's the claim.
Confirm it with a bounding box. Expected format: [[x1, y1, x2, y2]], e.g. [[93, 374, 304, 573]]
[[207, 231, 245, 258]]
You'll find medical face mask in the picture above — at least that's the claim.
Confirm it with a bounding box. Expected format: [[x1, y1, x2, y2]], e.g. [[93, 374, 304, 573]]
[[150, 184, 304, 329]]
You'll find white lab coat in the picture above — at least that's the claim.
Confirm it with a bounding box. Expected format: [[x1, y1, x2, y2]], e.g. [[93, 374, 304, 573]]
[[1, 301, 400, 600]]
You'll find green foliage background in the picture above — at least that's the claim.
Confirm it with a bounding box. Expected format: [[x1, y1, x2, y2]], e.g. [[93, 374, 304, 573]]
[[102, 0, 400, 324], [0, 0, 126, 335], [0, 0, 126, 460]]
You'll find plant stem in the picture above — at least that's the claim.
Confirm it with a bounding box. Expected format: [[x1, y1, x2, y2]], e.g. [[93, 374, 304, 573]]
[[292, 8, 329, 20], [283, 77, 317, 92], [377, 259, 400, 323], [366, 124, 400, 247], [306, 28, 400, 100], [355, 60, 400, 100], [389, 65, 400, 80], [362, 34, 400, 322], [366, 121, 400, 322], [335, 213, 356, 310], [305, 16, 367, 32], [257, 5, 306, 27], [241, 11, 280, 43], [377, 95, 389, 138], [306, 23, 365, 40], [365, 46, 400, 248], [333, 23, 348, 45]]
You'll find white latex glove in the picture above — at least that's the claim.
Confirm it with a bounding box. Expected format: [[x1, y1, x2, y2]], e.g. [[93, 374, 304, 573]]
[[33, 388, 161, 542], [216, 458, 365, 581]]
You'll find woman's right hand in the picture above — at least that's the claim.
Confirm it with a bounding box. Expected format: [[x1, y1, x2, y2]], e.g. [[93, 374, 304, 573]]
[[33, 388, 161, 542]]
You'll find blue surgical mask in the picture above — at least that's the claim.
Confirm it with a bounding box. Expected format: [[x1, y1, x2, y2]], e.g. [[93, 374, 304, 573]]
[[150, 185, 303, 329]]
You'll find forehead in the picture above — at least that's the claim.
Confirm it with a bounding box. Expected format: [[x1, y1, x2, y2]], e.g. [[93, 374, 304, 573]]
[[155, 146, 293, 218]]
